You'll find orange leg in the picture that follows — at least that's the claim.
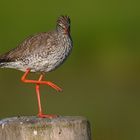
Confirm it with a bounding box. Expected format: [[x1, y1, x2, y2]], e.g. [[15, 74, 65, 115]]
[[36, 74, 58, 118], [35, 74, 43, 116], [21, 69, 62, 118], [21, 69, 62, 92]]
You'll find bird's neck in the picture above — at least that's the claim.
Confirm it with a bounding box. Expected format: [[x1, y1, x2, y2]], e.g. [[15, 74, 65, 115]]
[[57, 30, 71, 41], [56, 28, 72, 48]]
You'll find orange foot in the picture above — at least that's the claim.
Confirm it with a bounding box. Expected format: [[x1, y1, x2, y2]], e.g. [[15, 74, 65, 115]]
[[38, 113, 58, 119]]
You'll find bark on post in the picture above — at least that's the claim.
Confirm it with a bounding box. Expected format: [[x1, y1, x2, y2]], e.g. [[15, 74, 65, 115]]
[[0, 116, 92, 140]]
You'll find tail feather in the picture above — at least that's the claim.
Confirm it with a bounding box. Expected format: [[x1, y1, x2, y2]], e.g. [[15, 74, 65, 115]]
[[0, 57, 10, 67], [0, 59, 5, 67], [0, 63, 4, 67], [0, 50, 15, 68]]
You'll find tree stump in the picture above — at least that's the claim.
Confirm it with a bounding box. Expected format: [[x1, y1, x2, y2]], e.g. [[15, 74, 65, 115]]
[[0, 116, 91, 140]]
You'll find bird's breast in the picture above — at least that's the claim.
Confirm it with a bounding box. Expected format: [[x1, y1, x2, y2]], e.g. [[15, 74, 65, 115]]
[[45, 35, 73, 72]]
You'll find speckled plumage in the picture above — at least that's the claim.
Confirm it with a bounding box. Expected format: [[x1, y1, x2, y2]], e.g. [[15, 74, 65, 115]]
[[0, 16, 73, 73]]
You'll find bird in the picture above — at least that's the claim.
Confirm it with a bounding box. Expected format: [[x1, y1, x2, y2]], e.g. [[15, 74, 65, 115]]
[[0, 15, 73, 118]]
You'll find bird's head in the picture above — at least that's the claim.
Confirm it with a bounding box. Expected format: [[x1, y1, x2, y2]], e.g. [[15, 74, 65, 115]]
[[56, 15, 71, 34]]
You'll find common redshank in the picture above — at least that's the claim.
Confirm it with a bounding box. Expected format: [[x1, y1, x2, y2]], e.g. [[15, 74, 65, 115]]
[[0, 15, 73, 118]]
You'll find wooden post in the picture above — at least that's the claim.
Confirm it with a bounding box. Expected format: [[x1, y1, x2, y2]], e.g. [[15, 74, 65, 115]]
[[0, 116, 92, 140]]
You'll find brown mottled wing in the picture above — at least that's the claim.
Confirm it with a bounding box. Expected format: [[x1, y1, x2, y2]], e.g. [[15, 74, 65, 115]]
[[0, 31, 57, 62]]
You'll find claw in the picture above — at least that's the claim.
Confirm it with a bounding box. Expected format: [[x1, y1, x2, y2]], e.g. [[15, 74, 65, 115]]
[[38, 113, 58, 119]]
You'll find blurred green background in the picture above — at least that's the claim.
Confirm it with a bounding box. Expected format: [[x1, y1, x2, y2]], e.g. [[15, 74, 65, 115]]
[[0, 0, 140, 139]]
